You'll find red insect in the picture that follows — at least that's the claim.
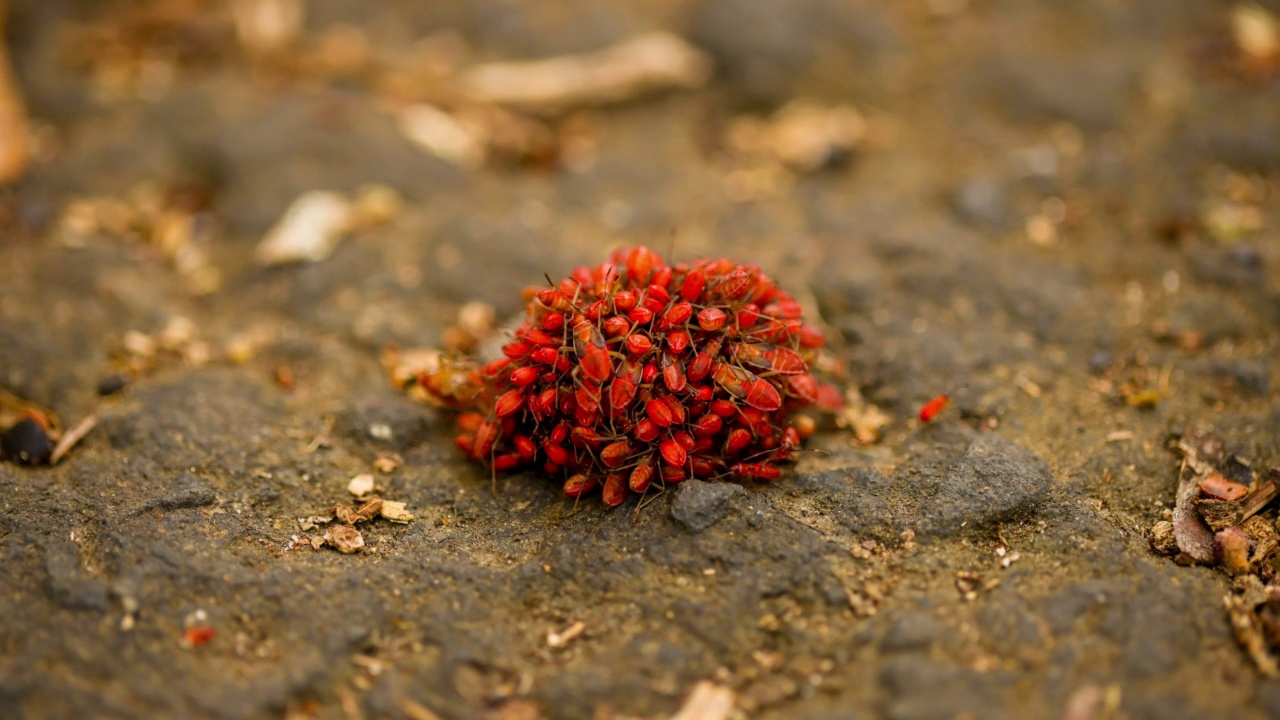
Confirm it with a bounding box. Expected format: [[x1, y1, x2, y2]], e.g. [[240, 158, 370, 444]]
[[744, 377, 782, 412], [494, 389, 525, 417], [572, 318, 612, 383], [602, 473, 628, 507], [659, 437, 687, 468], [661, 352, 687, 393], [609, 368, 640, 414], [183, 626, 216, 647], [435, 245, 839, 506], [730, 463, 781, 481], [697, 307, 727, 331], [919, 393, 951, 423], [563, 474, 598, 497]]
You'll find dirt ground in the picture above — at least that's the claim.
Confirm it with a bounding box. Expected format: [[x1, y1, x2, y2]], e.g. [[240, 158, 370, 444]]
[[2, 1, 1280, 719]]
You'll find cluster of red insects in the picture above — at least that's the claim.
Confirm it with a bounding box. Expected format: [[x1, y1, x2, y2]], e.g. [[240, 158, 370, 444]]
[[444, 246, 841, 506]]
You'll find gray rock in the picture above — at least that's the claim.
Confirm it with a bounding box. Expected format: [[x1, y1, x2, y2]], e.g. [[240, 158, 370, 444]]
[[788, 467, 899, 540], [670, 480, 745, 532], [139, 474, 216, 513], [880, 656, 1017, 720], [1207, 359, 1270, 396], [43, 540, 108, 611], [880, 611, 940, 653], [892, 429, 1054, 538], [335, 392, 438, 452], [689, 0, 900, 105], [992, 53, 1135, 131], [952, 175, 1010, 229]]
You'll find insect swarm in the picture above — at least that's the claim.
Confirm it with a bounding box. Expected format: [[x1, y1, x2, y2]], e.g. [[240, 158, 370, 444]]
[[414, 246, 841, 506]]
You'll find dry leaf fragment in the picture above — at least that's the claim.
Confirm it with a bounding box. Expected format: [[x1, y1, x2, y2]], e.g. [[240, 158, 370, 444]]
[[1173, 460, 1217, 563], [1225, 577, 1280, 677], [1200, 472, 1250, 501], [380, 500, 414, 524], [297, 515, 332, 532], [374, 452, 403, 474]]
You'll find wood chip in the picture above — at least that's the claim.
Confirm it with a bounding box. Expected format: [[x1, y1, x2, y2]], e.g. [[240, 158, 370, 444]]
[[460, 32, 711, 111], [669, 681, 735, 720], [1241, 476, 1280, 522], [50, 415, 97, 465], [353, 497, 383, 523], [397, 104, 486, 168], [379, 500, 414, 524], [398, 698, 443, 720], [546, 621, 585, 649], [254, 191, 353, 265]]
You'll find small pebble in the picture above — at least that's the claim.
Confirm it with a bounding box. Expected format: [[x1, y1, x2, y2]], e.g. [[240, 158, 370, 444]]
[[2, 418, 53, 465], [97, 373, 129, 396]]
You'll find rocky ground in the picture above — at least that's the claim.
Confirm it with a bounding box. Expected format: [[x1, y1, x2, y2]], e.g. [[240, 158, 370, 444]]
[[2, 1, 1280, 719]]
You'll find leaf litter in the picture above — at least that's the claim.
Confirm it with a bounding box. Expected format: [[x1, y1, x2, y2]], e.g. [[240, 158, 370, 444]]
[[1149, 429, 1280, 675]]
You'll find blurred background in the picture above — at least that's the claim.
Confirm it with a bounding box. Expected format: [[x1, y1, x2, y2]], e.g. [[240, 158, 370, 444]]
[[2, 0, 1277, 415]]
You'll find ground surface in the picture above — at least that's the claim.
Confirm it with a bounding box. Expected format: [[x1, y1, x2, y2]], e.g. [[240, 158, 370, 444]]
[[3, 1, 1280, 719]]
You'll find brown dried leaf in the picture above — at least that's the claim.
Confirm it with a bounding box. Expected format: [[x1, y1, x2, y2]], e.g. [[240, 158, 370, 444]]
[[332, 503, 360, 525], [1173, 460, 1216, 563], [1200, 472, 1250, 501], [1226, 577, 1280, 677]]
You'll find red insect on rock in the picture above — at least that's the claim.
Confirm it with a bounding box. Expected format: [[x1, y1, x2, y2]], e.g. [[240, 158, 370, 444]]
[[413, 246, 841, 506], [919, 393, 951, 423]]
